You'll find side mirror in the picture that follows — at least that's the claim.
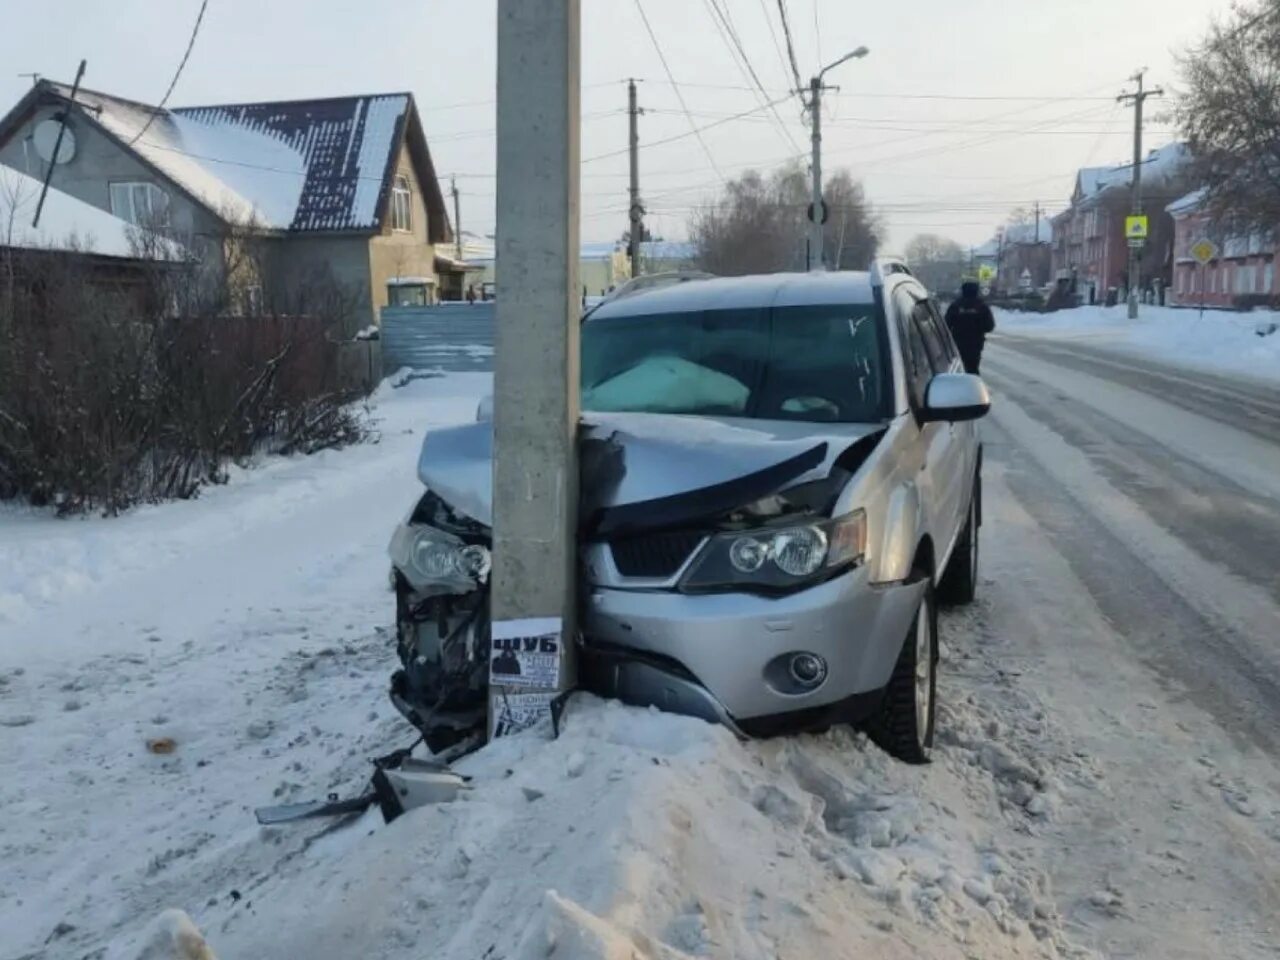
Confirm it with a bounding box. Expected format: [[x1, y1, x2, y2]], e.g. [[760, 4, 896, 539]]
[[476, 394, 493, 422], [922, 373, 990, 423]]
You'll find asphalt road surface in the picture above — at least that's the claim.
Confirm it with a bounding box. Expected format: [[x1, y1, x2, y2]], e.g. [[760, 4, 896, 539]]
[[984, 335, 1280, 754]]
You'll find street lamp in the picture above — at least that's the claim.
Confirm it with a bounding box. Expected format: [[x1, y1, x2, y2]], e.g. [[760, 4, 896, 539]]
[[808, 46, 869, 271]]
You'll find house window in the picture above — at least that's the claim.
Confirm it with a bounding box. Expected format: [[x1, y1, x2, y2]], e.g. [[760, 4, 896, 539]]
[[387, 280, 430, 307], [109, 181, 170, 228], [391, 175, 412, 232], [1266, 262, 1275, 294]]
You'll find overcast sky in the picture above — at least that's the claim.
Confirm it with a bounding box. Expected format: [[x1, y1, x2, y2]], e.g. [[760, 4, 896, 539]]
[[0, 0, 1233, 250]]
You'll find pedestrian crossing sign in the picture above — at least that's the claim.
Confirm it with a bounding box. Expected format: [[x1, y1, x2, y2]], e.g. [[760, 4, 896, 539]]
[[1125, 215, 1149, 240]]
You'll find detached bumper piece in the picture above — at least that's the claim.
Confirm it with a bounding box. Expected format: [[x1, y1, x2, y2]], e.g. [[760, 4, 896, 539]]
[[253, 746, 470, 827]]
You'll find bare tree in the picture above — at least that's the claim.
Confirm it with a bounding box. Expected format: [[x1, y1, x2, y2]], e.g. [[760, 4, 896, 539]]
[[904, 233, 968, 296], [1177, 0, 1280, 230], [690, 162, 881, 275]]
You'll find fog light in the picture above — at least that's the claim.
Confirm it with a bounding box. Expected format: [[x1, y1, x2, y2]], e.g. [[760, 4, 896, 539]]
[[788, 652, 828, 688]]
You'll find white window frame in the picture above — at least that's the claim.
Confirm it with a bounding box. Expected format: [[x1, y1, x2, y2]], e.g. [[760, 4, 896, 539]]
[[109, 181, 170, 228], [390, 174, 412, 232]]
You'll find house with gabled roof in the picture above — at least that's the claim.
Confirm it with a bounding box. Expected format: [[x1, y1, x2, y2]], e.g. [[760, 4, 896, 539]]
[[0, 80, 457, 330]]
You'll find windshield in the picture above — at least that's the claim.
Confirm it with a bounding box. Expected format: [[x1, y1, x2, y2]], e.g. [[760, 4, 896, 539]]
[[580, 304, 889, 423]]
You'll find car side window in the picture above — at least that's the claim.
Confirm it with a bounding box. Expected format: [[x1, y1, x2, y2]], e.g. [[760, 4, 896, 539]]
[[913, 301, 953, 373], [894, 290, 932, 409], [926, 299, 959, 363]]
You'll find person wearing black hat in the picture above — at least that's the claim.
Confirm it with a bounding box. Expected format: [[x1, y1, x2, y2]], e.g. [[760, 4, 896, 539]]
[[944, 281, 996, 375]]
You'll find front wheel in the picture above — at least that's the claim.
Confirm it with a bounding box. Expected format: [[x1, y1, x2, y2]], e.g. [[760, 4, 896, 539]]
[[869, 580, 937, 764], [938, 475, 980, 606]]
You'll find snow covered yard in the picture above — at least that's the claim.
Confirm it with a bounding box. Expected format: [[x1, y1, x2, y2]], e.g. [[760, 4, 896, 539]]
[[993, 304, 1280, 384]]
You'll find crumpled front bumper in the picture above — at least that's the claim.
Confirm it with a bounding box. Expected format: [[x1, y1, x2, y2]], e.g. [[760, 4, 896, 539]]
[[581, 566, 926, 731]]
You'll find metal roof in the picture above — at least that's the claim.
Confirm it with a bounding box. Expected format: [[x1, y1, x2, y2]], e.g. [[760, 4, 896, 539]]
[[19, 83, 448, 236]]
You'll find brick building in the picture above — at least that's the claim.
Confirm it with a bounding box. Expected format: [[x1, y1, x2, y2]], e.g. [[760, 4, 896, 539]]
[[1050, 144, 1191, 304], [1167, 188, 1277, 308]]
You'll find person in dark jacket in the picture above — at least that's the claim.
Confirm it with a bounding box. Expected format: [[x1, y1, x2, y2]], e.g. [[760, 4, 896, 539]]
[[945, 281, 996, 374]]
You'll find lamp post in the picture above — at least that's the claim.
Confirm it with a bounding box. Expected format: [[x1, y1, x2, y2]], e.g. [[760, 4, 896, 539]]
[[807, 45, 869, 272]]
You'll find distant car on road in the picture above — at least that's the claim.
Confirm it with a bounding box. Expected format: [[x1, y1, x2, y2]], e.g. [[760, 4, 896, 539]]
[[388, 262, 990, 762]]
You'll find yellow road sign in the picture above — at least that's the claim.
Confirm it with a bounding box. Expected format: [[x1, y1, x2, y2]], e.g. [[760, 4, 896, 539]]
[[977, 263, 996, 282], [1125, 215, 1149, 240], [1190, 239, 1218, 265]]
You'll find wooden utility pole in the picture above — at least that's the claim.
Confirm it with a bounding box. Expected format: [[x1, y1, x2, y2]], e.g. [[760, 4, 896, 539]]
[[490, 0, 580, 741], [451, 176, 463, 261], [627, 78, 643, 279], [32, 59, 85, 229], [1118, 70, 1163, 318]]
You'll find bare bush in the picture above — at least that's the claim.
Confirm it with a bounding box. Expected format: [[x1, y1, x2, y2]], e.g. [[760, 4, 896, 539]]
[[0, 230, 368, 515]]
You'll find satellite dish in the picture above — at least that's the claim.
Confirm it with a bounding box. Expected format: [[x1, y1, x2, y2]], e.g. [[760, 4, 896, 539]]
[[33, 118, 76, 165]]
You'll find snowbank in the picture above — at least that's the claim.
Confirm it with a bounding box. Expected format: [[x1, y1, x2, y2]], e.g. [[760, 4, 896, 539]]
[[125, 695, 1093, 960], [995, 304, 1280, 384]]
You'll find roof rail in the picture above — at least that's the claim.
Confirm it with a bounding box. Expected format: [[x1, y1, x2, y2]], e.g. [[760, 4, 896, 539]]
[[603, 270, 714, 302], [869, 258, 914, 287]]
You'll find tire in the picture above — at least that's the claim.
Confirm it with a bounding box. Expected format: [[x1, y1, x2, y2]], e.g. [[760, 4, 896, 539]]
[[938, 474, 980, 606], [869, 580, 937, 764]]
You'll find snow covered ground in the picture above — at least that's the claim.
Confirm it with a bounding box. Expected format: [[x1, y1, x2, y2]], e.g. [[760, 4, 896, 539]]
[[994, 304, 1280, 384], [4, 361, 1280, 960]]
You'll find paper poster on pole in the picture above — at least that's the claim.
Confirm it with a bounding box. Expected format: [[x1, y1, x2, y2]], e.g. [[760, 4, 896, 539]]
[[490, 691, 555, 739], [490, 617, 562, 689]]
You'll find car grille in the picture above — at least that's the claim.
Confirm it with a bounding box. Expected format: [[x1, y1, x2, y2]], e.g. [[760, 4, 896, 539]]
[[609, 530, 705, 578]]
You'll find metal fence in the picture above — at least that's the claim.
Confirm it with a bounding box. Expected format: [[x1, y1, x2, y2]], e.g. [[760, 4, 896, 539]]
[[381, 303, 495, 375]]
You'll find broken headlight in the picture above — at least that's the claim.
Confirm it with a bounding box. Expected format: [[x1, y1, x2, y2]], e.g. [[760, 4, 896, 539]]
[[389, 523, 491, 595], [680, 510, 866, 593]]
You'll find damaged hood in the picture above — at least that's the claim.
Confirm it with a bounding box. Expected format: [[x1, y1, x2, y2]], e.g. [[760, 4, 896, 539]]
[[416, 412, 884, 530]]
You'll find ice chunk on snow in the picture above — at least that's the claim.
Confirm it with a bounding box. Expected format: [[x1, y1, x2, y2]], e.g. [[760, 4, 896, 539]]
[[132, 909, 216, 960]]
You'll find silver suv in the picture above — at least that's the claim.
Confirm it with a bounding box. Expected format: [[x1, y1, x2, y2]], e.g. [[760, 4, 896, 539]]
[[388, 262, 990, 762]]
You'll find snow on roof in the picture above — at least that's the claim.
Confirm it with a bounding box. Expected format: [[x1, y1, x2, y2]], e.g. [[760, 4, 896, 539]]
[[1002, 221, 1053, 245], [581, 240, 624, 261], [0, 168, 181, 259], [640, 240, 697, 261], [458, 231, 495, 262], [49, 83, 409, 232], [1077, 143, 1191, 200], [1167, 186, 1208, 216]]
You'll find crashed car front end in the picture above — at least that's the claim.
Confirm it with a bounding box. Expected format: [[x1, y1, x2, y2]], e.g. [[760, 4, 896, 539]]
[[387, 409, 921, 747], [387, 489, 493, 754]]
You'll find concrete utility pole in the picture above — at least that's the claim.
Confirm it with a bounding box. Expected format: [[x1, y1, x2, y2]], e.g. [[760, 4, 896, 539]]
[[1034, 201, 1041, 244], [490, 0, 580, 740], [1118, 70, 1163, 319], [804, 46, 869, 272], [627, 78, 643, 280], [451, 176, 463, 261]]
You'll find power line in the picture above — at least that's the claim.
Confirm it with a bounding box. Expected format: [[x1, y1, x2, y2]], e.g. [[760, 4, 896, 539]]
[[774, 0, 804, 90], [583, 96, 793, 163], [128, 0, 211, 147], [642, 105, 1165, 135], [703, 0, 802, 152], [615, 78, 1135, 103], [633, 0, 725, 182], [756, 0, 793, 90]]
